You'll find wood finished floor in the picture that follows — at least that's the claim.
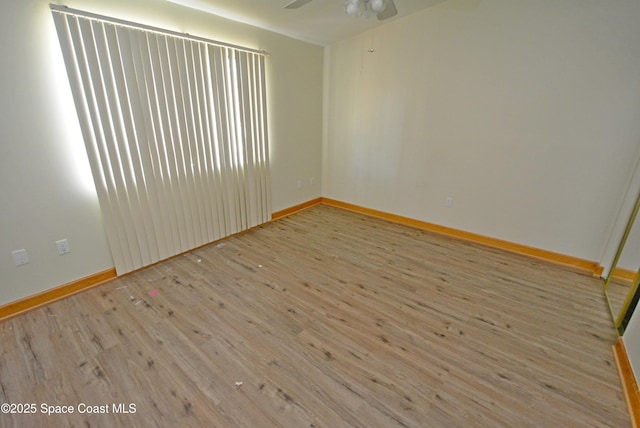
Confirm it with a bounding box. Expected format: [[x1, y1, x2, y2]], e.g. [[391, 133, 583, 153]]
[[0, 205, 628, 427]]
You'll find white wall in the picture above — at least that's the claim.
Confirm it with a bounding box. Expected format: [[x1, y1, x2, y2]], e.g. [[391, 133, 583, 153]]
[[323, 0, 640, 262], [0, 0, 323, 305]]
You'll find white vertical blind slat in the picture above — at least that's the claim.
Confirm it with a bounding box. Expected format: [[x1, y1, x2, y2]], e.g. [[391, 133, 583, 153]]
[[210, 47, 235, 234], [206, 47, 228, 239], [80, 18, 141, 272], [143, 33, 183, 255], [117, 26, 165, 263], [159, 35, 193, 254], [165, 37, 195, 251], [257, 55, 271, 223], [52, 9, 270, 274], [108, 23, 161, 267], [52, 13, 128, 272], [172, 39, 197, 248], [228, 50, 247, 232], [178, 39, 208, 247], [192, 43, 216, 243], [237, 53, 256, 226], [93, 20, 151, 270]]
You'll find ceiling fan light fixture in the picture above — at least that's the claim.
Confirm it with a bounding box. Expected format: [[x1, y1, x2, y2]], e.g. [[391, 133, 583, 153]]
[[346, 0, 359, 16], [285, 0, 398, 24], [370, 0, 385, 12]]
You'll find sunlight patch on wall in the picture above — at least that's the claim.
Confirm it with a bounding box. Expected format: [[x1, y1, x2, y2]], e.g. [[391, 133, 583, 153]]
[[42, 4, 98, 199]]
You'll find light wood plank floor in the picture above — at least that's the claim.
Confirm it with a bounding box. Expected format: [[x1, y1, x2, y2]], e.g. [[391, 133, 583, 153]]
[[0, 205, 628, 427]]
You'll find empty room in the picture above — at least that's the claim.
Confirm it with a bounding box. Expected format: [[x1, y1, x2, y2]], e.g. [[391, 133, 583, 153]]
[[2, 0, 640, 426]]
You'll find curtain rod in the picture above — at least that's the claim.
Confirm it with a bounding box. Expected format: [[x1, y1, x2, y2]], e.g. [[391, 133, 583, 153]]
[[49, 3, 269, 56]]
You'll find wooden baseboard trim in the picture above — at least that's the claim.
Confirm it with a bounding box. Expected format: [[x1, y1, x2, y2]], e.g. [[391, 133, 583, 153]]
[[320, 198, 601, 276], [614, 338, 640, 427], [0, 268, 117, 322], [612, 267, 637, 285], [272, 198, 323, 220]]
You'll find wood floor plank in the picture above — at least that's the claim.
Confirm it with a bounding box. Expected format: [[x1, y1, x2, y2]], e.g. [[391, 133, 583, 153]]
[[0, 205, 628, 427]]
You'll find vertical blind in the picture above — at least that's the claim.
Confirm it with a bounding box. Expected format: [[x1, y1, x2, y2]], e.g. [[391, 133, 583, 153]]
[[51, 6, 271, 274]]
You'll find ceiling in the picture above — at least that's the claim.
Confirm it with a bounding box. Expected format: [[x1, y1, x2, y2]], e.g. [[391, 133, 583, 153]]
[[166, 0, 449, 46]]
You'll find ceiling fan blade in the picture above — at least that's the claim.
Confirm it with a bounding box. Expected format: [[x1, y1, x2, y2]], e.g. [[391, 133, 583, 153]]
[[377, 0, 398, 20], [284, 0, 313, 9]]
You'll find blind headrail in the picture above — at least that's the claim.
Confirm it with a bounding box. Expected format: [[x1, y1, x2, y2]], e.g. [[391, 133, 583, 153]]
[[49, 3, 269, 56]]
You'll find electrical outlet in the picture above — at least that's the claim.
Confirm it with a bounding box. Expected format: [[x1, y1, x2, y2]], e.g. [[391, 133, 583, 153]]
[[56, 239, 71, 255], [297, 179, 303, 189], [11, 249, 29, 266], [445, 197, 454, 207]]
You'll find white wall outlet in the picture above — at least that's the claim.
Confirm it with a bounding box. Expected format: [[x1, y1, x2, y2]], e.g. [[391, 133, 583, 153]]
[[11, 249, 29, 266], [445, 197, 454, 207], [297, 179, 303, 189], [56, 239, 71, 255], [310, 177, 316, 186]]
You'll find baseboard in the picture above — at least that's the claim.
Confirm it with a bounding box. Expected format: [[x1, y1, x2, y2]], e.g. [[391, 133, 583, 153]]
[[613, 338, 640, 427], [272, 197, 323, 220], [320, 198, 601, 276], [0, 268, 117, 322], [596, 266, 635, 284], [612, 267, 637, 285]]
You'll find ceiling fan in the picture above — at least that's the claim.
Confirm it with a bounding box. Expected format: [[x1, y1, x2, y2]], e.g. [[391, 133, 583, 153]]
[[285, 0, 398, 21]]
